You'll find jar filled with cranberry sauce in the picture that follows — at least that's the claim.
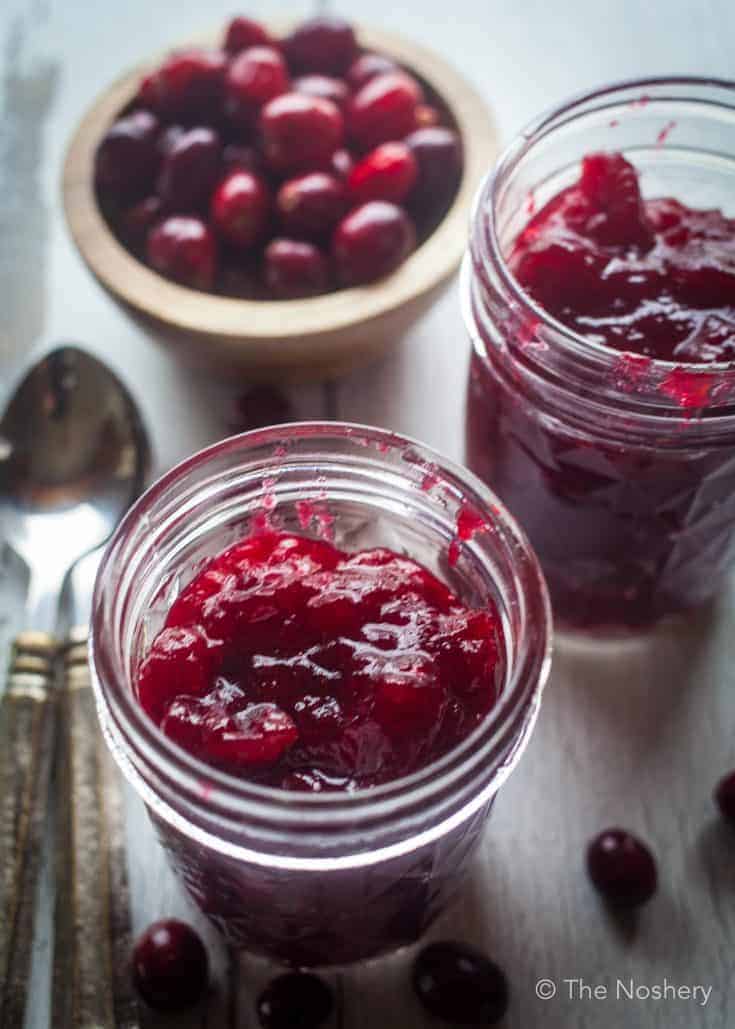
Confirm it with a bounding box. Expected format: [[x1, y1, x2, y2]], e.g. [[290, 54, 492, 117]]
[[91, 424, 550, 965], [464, 78, 735, 633]]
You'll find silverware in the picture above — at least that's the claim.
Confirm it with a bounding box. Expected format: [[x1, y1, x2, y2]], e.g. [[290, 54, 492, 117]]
[[0, 346, 148, 1027]]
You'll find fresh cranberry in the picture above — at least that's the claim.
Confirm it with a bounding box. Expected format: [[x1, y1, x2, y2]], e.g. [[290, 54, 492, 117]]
[[277, 172, 346, 239], [348, 142, 418, 205], [139, 49, 226, 121], [211, 170, 270, 248], [348, 72, 422, 150], [333, 201, 415, 285], [587, 829, 658, 907], [405, 126, 463, 213], [413, 941, 509, 1025], [132, 919, 208, 1012], [94, 110, 160, 199], [346, 52, 398, 90], [231, 385, 294, 432], [119, 195, 162, 249], [415, 102, 441, 128], [293, 74, 350, 111], [264, 239, 329, 297], [715, 770, 735, 823], [157, 126, 221, 213], [146, 216, 217, 290], [256, 972, 333, 1029], [260, 93, 343, 174], [225, 46, 290, 129], [223, 16, 274, 55], [283, 16, 357, 76], [330, 148, 354, 180]]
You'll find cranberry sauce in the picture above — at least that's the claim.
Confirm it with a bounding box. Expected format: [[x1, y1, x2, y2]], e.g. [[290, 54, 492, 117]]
[[511, 152, 735, 363], [466, 151, 735, 630], [138, 531, 503, 790]]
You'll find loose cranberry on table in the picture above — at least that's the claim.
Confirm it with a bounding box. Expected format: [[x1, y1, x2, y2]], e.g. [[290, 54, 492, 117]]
[[284, 15, 358, 76], [276, 172, 347, 239], [264, 239, 329, 298], [348, 142, 418, 205], [210, 170, 270, 248], [293, 73, 350, 111], [587, 828, 658, 908], [225, 45, 290, 129], [257, 972, 334, 1029], [348, 71, 422, 149], [223, 15, 274, 55], [260, 92, 344, 174], [413, 941, 509, 1026], [146, 216, 217, 290], [333, 201, 416, 285], [138, 48, 226, 122], [132, 919, 208, 1011], [94, 110, 160, 199], [715, 770, 735, 823], [347, 52, 398, 90], [137, 531, 502, 789], [157, 126, 221, 212]]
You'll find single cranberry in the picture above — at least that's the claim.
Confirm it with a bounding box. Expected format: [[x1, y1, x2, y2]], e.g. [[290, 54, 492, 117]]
[[415, 102, 441, 128], [231, 385, 294, 432], [587, 829, 658, 907], [330, 148, 354, 180], [94, 110, 160, 199], [147, 216, 217, 289], [157, 126, 221, 212], [405, 125, 463, 221], [132, 919, 208, 1011], [119, 195, 162, 249], [223, 16, 274, 55], [139, 49, 226, 121], [348, 141, 418, 205], [277, 172, 346, 239], [293, 74, 350, 111], [222, 143, 268, 176], [256, 972, 333, 1029], [346, 52, 398, 90], [260, 93, 343, 174], [715, 770, 735, 823], [225, 46, 290, 129], [413, 941, 509, 1025], [333, 201, 415, 285], [348, 72, 422, 150], [211, 170, 270, 248], [283, 16, 357, 76], [264, 238, 329, 297]]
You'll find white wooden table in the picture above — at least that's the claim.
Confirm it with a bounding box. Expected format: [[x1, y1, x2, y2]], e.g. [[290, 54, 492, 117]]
[[2, 1, 735, 1026]]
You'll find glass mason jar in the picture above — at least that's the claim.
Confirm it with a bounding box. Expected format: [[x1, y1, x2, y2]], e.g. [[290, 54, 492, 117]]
[[464, 78, 735, 633], [91, 423, 551, 966]]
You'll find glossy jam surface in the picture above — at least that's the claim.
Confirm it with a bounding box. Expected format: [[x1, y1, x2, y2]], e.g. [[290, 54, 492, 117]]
[[467, 152, 735, 630], [138, 531, 502, 790], [512, 152, 735, 363]]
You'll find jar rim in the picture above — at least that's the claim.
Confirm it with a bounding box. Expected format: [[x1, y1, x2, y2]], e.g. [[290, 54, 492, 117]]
[[478, 75, 735, 381], [90, 422, 552, 865]]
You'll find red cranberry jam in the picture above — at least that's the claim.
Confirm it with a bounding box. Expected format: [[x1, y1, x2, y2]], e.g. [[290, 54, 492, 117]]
[[467, 147, 735, 630], [511, 152, 735, 363], [138, 531, 503, 789]]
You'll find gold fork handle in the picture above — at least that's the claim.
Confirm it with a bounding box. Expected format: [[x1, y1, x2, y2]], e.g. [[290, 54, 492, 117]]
[[53, 629, 139, 1029], [0, 631, 57, 1029]]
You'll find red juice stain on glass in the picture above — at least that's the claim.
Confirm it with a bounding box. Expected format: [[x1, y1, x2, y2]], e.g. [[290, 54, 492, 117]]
[[448, 505, 490, 567]]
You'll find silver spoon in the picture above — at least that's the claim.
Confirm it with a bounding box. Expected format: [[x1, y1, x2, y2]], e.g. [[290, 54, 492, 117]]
[[0, 345, 149, 1028]]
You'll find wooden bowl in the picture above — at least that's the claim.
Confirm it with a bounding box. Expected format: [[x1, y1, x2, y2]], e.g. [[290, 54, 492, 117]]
[[63, 24, 499, 381]]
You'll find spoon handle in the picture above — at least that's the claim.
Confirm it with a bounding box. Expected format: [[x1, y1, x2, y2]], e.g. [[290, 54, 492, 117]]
[[53, 629, 140, 1029], [0, 632, 57, 1028]]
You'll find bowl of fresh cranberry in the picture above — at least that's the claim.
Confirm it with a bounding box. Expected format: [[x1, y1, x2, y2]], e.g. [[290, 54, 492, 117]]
[[63, 15, 497, 379]]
